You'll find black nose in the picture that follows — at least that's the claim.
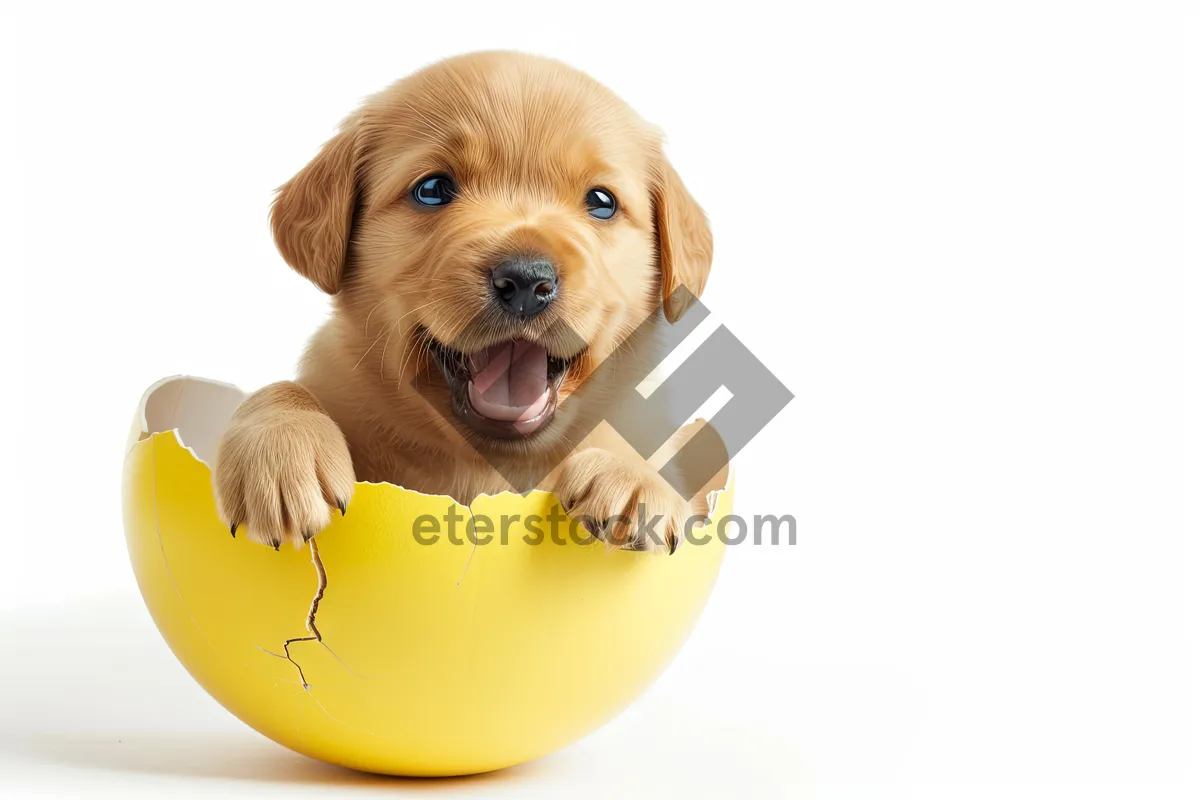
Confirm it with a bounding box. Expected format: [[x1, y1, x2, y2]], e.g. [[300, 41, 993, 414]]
[[491, 258, 557, 319]]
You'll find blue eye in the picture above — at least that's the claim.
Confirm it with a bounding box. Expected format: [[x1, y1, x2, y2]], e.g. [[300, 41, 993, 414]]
[[585, 187, 617, 219], [413, 175, 457, 206]]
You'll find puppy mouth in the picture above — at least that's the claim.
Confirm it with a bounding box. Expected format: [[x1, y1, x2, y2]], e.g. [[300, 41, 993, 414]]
[[428, 337, 581, 439]]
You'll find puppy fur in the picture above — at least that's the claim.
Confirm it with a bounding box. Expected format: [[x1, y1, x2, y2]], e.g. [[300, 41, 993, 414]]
[[214, 51, 714, 553]]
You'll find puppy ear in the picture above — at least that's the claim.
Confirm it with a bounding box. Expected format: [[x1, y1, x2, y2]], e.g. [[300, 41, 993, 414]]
[[652, 153, 713, 323], [270, 116, 361, 294]]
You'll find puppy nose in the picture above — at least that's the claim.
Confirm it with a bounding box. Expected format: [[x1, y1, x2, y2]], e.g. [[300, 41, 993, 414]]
[[491, 258, 557, 319]]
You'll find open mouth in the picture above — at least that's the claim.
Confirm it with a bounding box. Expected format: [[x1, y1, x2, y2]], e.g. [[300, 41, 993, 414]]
[[428, 337, 581, 439]]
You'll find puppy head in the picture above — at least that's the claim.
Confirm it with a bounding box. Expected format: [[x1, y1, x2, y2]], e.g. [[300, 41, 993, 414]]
[[271, 52, 711, 449]]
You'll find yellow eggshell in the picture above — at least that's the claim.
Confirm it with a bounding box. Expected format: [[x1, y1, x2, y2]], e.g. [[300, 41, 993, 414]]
[[122, 377, 730, 776]]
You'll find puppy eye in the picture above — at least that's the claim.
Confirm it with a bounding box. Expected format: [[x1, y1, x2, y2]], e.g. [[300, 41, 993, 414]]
[[412, 175, 457, 207], [585, 187, 617, 219]]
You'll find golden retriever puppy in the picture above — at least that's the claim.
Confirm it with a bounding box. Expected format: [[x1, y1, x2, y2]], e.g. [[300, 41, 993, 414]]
[[213, 51, 713, 554]]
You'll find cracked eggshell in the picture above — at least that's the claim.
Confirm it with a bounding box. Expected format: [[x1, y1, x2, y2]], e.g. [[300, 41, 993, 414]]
[[123, 376, 731, 777]]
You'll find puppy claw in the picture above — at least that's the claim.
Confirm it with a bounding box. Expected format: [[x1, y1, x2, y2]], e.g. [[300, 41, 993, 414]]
[[212, 394, 356, 551], [556, 448, 691, 555], [337, 500, 347, 516]]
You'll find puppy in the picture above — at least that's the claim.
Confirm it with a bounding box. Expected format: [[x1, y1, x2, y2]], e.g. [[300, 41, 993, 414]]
[[213, 51, 713, 554]]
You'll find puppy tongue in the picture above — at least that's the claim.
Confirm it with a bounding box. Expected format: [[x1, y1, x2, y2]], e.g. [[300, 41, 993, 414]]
[[468, 341, 551, 424]]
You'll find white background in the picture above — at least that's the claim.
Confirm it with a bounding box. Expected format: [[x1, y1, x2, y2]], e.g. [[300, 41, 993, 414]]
[[4, 2, 1197, 797]]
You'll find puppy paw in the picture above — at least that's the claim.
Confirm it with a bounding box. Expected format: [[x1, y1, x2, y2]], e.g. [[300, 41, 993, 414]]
[[555, 448, 692, 554], [213, 410, 355, 550]]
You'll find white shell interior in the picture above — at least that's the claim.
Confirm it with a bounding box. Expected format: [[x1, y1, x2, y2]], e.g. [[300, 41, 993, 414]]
[[136, 376, 246, 466]]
